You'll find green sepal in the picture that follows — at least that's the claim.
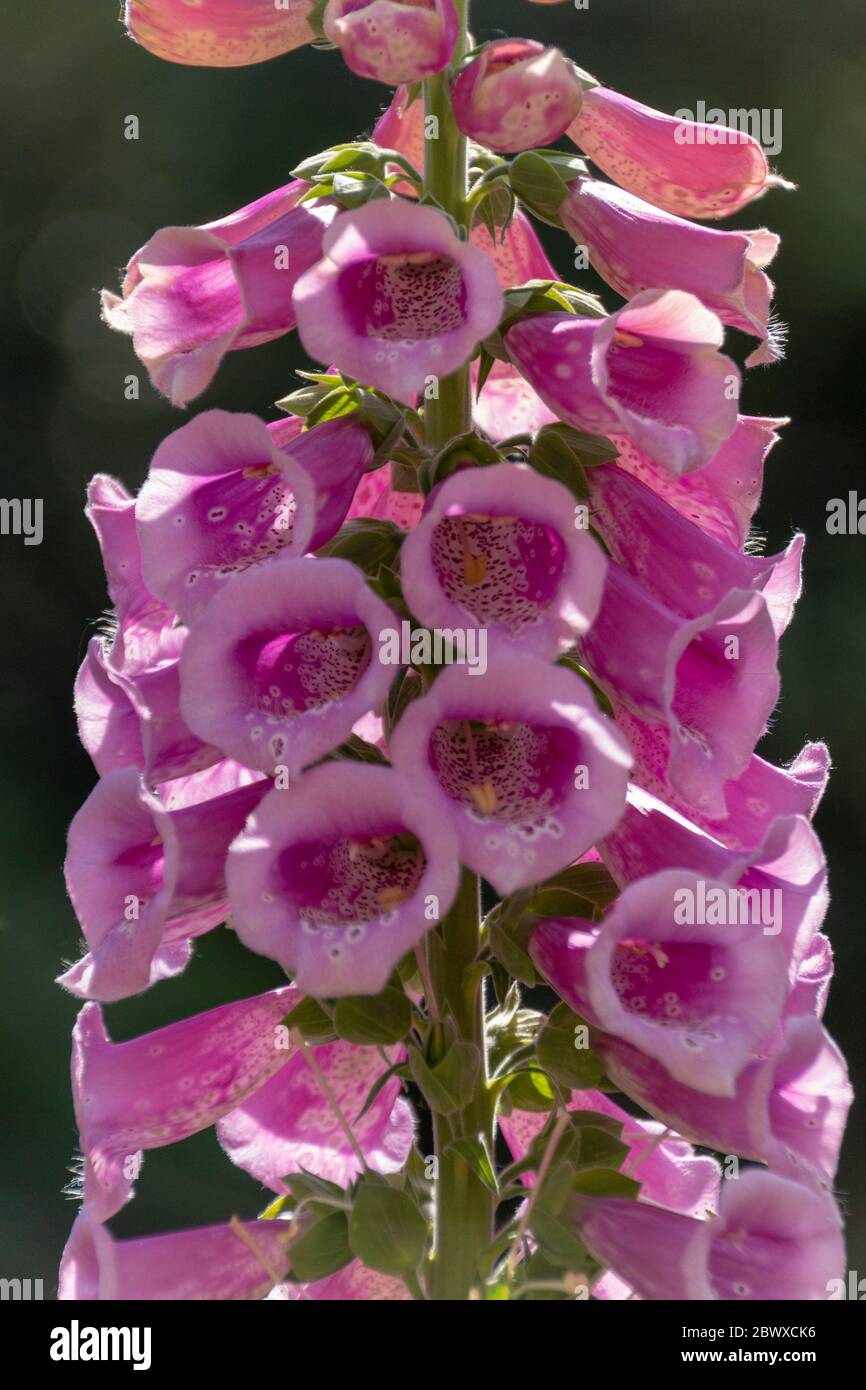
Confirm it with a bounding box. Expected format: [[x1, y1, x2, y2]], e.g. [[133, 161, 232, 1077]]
[[535, 1003, 607, 1090], [315, 517, 405, 576], [288, 1209, 353, 1283], [444, 1134, 499, 1194], [334, 986, 413, 1046], [348, 1175, 429, 1276], [281, 995, 337, 1045], [408, 1040, 482, 1114]]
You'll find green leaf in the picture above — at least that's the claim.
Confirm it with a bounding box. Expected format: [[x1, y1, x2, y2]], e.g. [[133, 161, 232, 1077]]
[[504, 1067, 557, 1113], [510, 151, 570, 221], [525, 887, 596, 919], [334, 987, 413, 1046], [315, 517, 405, 575], [282, 995, 336, 1044], [530, 426, 590, 500], [348, 1179, 429, 1276], [535, 1004, 606, 1090], [354, 1061, 408, 1124], [444, 1135, 499, 1194], [571, 1168, 641, 1198], [488, 917, 537, 987], [527, 1206, 589, 1270], [534, 863, 620, 914], [408, 1041, 482, 1115], [289, 1210, 353, 1283]]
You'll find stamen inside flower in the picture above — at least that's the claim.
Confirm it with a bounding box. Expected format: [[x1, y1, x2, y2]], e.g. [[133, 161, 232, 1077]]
[[338, 252, 468, 343], [430, 513, 566, 631]]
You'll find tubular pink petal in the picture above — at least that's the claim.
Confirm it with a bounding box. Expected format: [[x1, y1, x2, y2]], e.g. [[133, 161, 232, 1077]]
[[293, 200, 503, 404], [568, 85, 792, 221], [227, 762, 460, 996], [400, 463, 606, 656], [179, 555, 399, 776], [388, 655, 632, 895], [324, 0, 458, 86], [451, 39, 583, 153], [124, 0, 317, 68]]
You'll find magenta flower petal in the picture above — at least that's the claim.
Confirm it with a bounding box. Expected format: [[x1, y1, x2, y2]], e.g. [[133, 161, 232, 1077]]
[[400, 464, 606, 656], [531, 871, 788, 1095], [227, 762, 460, 996], [179, 555, 399, 776], [60, 1211, 292, 1300], [472, 208, 559, 291], [606, 1011, 849, 1192], [388, 655, 631, 895], [568, 85, 793, 220], [586, 462, 802, 622], [583, 567, 781, 818], [500, 1089, 720, 1218], [74, 639, 144, 776], [217, 1039, 414, 1189], [102, 185, 335, 404], [347, 464, 424, 529], [86, 474, 182, 676], [280, 1259, 411, 1300], [293, 200, 503, 404], [572, 1169, 843, 1301], [106, 654, 223, 785], [324, 0, 457, 86], [273, 414, 377, 551], [561, 179, 782, 366], [451, 39, 583, 153], [135, 410, 317, 623], [473, 359, 557, 440], [69, 987, 294, 1219], [602, 791, 829, 987], [59, 767, 267, 1001], [124, 0, 316, 67], [372, 85, 426, 191], [611, 416, 785, 550], [506, 291, 740, 474]]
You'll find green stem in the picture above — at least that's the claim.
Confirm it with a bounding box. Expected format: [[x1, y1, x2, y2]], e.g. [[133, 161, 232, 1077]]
[[423, 0, 471, 450], [426, 870, 493, 1300], [420, 0, 493, 1302]]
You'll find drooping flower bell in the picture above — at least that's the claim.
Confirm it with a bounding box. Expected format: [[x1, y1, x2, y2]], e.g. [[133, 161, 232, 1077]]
[[451, 38, 583, 152], [400, 463, 606, 657], [135, 410, 375, 623], [60, 1210, 294, 1300], [324, 0, 458, 86], [560, 179, 782, 367], [531, 870, 789, 1096], [227, 762, 460, 996], [583, 568, 782, 819], [123, 0, 318, 67], [293, 200, 503, 404], [217, 1036, 414, 1191], [505, 290, 740, 475], [179, 555, 399, 776], [500, 1088, 721, 1220], [569, 1168, 844, 1300], [67, 988, 294, 1219], [609, 416, 785, 551], [388, 653, 632, 895], [101, 184, 336, 405], [59, 765, 267, 1001], [568, 84, 793, 220]]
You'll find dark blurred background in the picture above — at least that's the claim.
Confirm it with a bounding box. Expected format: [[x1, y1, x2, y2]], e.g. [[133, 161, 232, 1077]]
[[1, 0, 864, 1293]]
